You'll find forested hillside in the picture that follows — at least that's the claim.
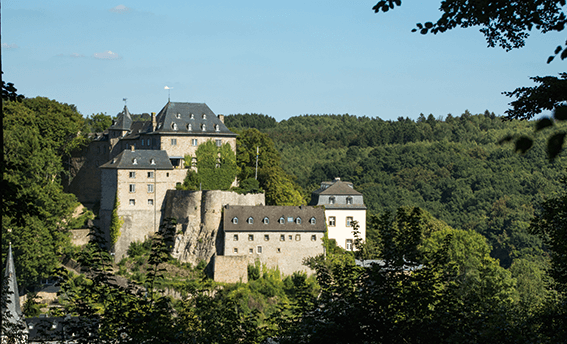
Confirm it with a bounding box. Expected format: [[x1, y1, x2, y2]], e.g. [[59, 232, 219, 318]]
[[226, 111, 566, 268]]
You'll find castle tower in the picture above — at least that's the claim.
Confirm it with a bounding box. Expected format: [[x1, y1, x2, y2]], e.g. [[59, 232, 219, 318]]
[[1, 243, 28, 342]]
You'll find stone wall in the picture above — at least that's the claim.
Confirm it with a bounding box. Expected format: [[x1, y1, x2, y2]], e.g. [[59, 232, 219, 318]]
[[164, 190, 265, 267], [69, 229, 92, 246], [213, 255, 249, 283]]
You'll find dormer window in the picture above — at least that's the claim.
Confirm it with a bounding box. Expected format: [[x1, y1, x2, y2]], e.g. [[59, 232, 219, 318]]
[[172, 123, 177, 130], [247, 217, 254, 224], [190, 113, 195, 119], [202, 114, 206, 119], [201, 124, 206, 131], [111, 158, 116, 164], [215, 124, 220, 132], [263, 217, 269, 224], [346, 197, 353, 205], [176, 113, 181, 119], [279, 217, 285, 224], [329, 197, 335, 204], [232, 217, 238, 224], [187, 124, 192, 131], [132, 158, 138, 165], [157, 123, 163, 129], [310, 217, 316, 225], [150, 158, 156, 165], [296, 217, 302, 224]]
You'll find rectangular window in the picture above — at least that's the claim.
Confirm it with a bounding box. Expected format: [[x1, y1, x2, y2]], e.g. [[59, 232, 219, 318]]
[[346, 217, 353, 227], [148, 199, 154, 205], [329, 216, 336, 227], [277, 248, 281, 253], [147, 172, 154, 178], [288, 235, 293, 241], [233, 234, 239, 241], [129, 184, 135, 193], [147, 184, 154, 193], [249, 248, 253, 254], [248, 234, 254, 241], [257, 246, 263, 254], [171, 138, 177, 145], [234, 248, 238, 253], [129, 172, 136, 178], [192, 139, 198, 146], [287, 217, 294, 223], [264, 235, 269, 241], [295, 234, 301, 241], [346, 239, 353, 251], [129, 199, 135, 205], [280, 235, 285, 241], [215, 139, 222, 147], [311, 235, 317, 241]]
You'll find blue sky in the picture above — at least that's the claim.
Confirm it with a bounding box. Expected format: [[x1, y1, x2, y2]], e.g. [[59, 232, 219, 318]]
[[2, 0, 564, 121]]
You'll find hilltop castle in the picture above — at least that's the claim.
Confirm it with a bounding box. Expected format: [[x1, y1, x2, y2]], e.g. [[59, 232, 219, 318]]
[[67, 101, 365, 278]]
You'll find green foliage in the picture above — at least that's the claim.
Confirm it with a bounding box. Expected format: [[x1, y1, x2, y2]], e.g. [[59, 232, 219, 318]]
[[530, 176, 567, 293], [84, 112, 113, 133], [109, 192, 123, 245], [127, 240, 152, 258], [2, 97, 87, 289], [236, 128, 305, 205], [231, 177, 262, 194], [22, 292, 44, 317], [180, 141, 237, 190], [224, 113, 277, 130]]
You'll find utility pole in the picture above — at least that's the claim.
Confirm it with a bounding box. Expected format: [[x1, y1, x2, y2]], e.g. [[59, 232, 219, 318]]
[[255, 146, 259, 180]]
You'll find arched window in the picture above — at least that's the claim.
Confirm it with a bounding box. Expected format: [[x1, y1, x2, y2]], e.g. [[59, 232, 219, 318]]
[[190, 113, 195, 119], [310, 217, 316, 225], [176, 113, 181, 119], [201, 124, 206, 132], [247, 217, 254, 224], [263, 217, 269, 224], [296, 217, 302, 224], [172, 123, 177, 130], [150, 158, 156, 165], [202, 114, 207, 119], [132, 158, 138, 165], [279, 217, 285, 224], [232, 217, 238, 224], [329, 197, 335, 204], [215, 124, 220, 132], [346, 197, 353, 205], [187, 123, 192, 131]]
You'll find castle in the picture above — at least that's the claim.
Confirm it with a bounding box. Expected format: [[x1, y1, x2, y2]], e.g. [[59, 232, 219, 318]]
[[67, 101, 366, 280]]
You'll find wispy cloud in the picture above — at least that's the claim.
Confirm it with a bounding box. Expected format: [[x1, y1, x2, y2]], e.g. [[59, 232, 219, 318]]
[[109, 5, 131, 13], [2, 43, 19, 49], [71, 53, 85, 58], [93, 50, 122, 60]]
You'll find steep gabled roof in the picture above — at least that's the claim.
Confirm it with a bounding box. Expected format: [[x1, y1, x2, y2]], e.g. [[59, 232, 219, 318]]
[[154, 102, 236, 136], [109, 105, 133, 131], [99, 149, 173, 170]]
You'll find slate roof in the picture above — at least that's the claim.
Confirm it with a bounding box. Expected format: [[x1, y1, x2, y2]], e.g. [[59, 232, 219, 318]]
[[99, 149, 173, 170], [109, 105, 133, 131], [154, 102, 236, 136], [122, 121, 154, 139], [2, 243, 26, 330], [223, 205, 326, 233], [312, 180, 362, 196]]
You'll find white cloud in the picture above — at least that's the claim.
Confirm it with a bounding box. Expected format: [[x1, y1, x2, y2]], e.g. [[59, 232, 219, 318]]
[[93, 50, 122, 60], [109, 5, 131, 13], [71, 53, 85, 58], [2, 43, 19, 49]]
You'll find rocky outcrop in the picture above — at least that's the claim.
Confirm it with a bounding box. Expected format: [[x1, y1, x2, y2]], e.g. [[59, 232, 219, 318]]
[[163, 190, 265, 267]]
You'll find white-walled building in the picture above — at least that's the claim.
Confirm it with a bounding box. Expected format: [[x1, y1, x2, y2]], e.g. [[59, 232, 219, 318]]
[[309, 178, 366, 250]]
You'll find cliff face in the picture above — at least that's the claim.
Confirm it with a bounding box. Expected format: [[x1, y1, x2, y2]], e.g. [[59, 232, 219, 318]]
[[163, 190, 265, 266]]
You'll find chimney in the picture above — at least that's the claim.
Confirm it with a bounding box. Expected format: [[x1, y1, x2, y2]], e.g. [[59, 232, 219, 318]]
[[218, 114, 225, 124], [151, 112, 157, 131]]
